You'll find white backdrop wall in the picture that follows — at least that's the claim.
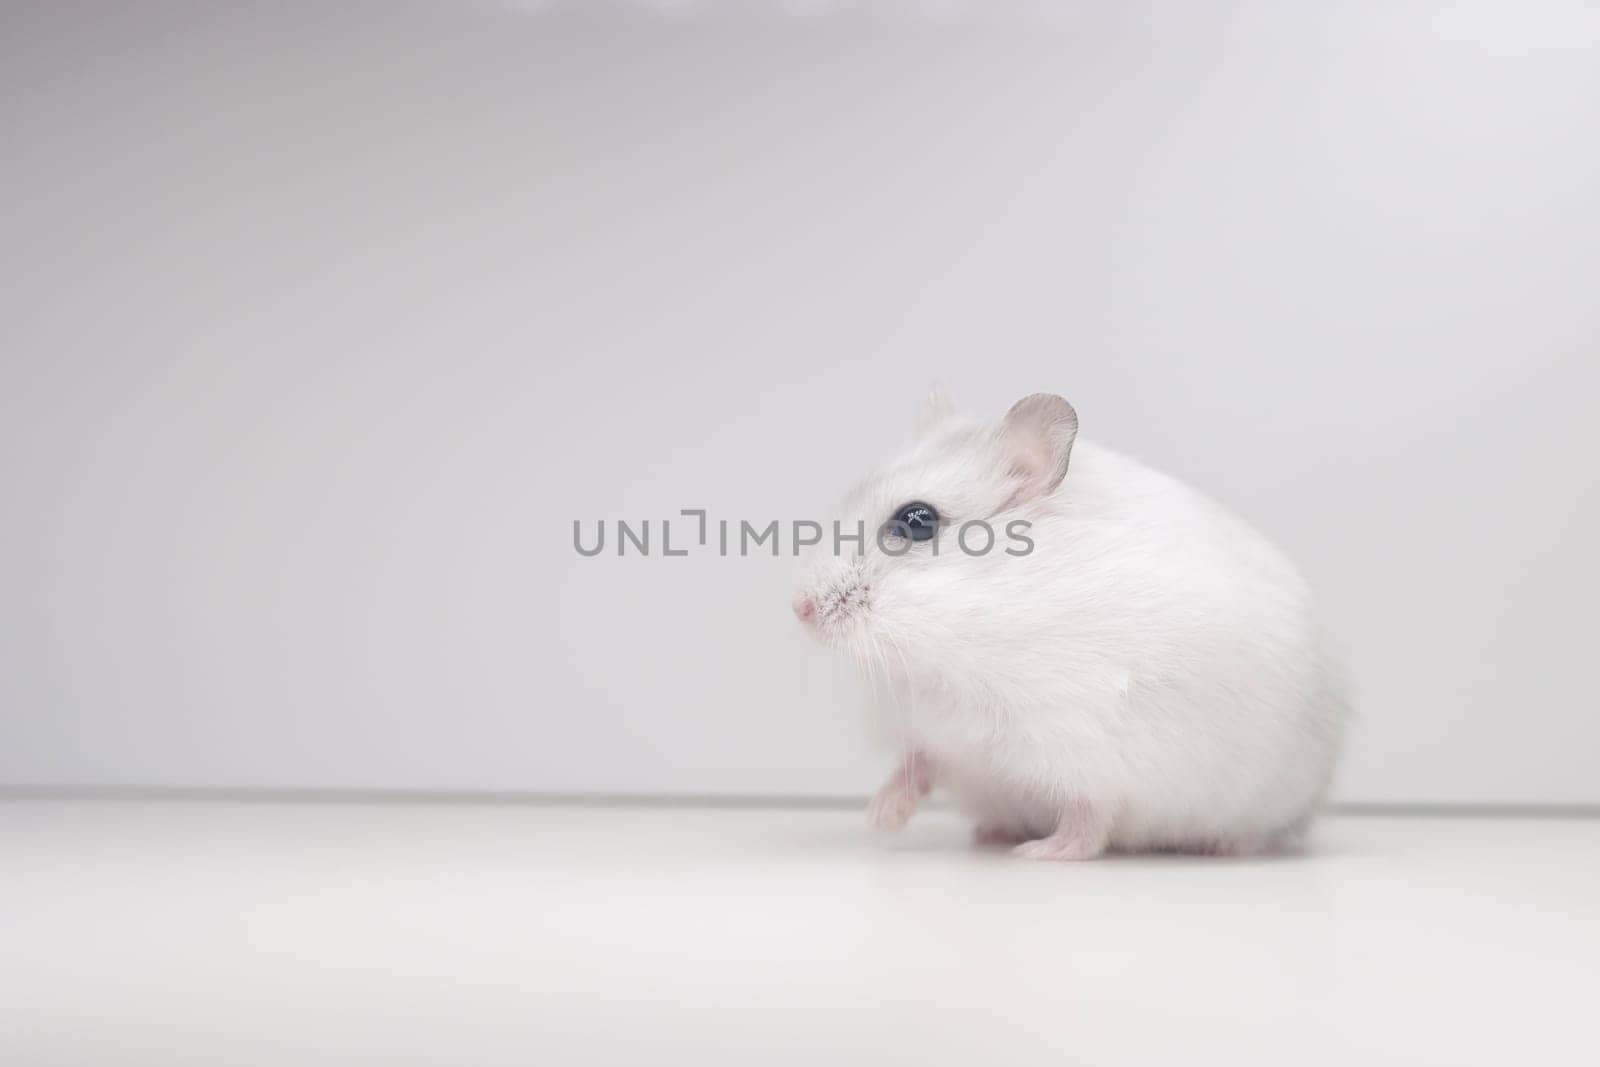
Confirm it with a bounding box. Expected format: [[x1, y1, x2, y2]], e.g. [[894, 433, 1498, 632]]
[[3, 1, 1598, 804]]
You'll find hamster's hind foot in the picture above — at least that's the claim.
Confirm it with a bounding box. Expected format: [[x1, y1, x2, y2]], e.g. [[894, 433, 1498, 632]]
[[1011, 800, 1109, 862]]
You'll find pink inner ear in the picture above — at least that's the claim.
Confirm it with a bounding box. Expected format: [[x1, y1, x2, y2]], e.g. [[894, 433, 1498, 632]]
[[1007, 458, 1038, 483], [1001, 458, 1042, 512]]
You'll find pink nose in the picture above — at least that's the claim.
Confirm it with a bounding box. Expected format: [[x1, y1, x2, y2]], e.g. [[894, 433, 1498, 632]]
[[792, 593, 817, 624]]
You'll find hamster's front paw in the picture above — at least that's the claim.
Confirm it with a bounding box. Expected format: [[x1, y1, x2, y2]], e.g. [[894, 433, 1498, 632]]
[[866, 751, 933, 833], [867, 784, 920, 833]]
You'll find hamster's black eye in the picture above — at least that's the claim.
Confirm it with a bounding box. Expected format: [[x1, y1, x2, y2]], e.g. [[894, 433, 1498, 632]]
[[890, 501, 940, 542]]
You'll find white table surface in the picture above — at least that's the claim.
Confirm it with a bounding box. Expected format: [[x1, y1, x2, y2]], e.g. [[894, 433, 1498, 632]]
[[3, 800, 1597, 1066]]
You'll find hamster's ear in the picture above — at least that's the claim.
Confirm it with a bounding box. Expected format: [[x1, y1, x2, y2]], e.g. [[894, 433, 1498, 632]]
[[1000, 393, 1079, 499], [917, 383, 956, 437]]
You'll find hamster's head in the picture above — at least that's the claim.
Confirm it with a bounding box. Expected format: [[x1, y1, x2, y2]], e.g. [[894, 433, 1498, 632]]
[[792, 388, 1078, 672]]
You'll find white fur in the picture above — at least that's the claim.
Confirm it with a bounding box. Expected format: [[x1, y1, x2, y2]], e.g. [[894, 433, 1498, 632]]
[[796, 393, 1347, 856]]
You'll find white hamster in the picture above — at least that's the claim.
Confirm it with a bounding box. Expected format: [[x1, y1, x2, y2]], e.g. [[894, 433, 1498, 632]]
[[793, 389, 1347, 859]]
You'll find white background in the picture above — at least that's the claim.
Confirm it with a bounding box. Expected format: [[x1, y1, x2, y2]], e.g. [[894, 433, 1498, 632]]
[[3, 1, 1597, 805]]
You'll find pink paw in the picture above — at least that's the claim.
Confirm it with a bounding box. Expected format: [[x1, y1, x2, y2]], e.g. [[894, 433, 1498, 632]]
[[1190, 835, 1269, 858], [972, 822, 1025, 847], [1012, 832, 1107, 862], [867, 788, 919, 832]]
